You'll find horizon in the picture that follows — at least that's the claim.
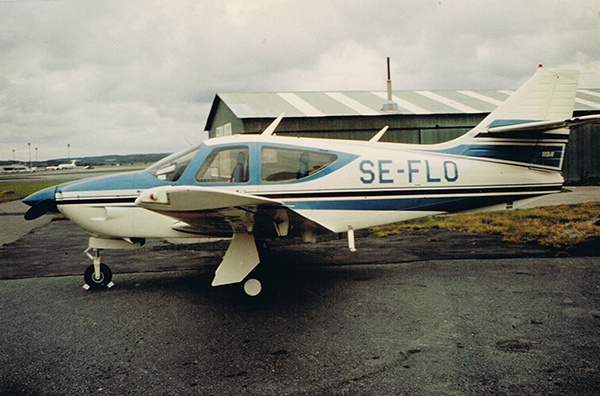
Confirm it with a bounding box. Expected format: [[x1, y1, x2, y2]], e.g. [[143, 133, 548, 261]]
[[1, 152, 170, 165]]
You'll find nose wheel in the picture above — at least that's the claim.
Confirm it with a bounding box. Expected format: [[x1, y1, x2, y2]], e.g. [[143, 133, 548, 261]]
[[83, 248, 114, 290], [83, 263, 113, 290]]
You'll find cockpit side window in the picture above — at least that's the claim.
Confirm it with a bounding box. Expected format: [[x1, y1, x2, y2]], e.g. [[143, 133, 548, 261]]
[[261, 146, 337, 182], [195, 146, 249, 183], [145, 144, 201, 182]]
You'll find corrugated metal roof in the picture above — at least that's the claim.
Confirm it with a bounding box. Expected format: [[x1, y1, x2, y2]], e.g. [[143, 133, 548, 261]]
[[216, 89, 600, 118]]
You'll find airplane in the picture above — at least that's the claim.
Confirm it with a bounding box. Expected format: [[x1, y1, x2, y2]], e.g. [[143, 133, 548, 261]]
[[47, 160, 78, 171], [23, 66, 600, 296]]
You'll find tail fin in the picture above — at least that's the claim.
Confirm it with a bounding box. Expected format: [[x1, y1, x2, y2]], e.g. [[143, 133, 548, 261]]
[[437, 67, 582, 171], [472, 66, 579, 134]]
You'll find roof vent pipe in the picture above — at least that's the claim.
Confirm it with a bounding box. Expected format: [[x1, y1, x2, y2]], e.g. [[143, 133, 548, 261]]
[[381, 57, 399, 112]]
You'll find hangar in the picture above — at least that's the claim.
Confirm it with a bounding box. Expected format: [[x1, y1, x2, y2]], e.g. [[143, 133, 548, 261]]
[[204, 88, 600, 184]]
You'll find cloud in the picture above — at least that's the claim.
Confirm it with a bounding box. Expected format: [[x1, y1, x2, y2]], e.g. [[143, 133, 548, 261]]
[[1, 0, 599, 160]]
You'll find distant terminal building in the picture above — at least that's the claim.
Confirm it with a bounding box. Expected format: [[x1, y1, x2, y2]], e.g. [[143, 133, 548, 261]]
[[205, 89, 600, 184]]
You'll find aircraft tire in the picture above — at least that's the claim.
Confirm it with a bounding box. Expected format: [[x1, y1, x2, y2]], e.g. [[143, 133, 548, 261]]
[[243, 278, 262, 297], [84, 263, 113, 290]]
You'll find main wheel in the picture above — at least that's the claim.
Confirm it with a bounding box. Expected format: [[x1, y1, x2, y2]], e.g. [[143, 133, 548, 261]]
[[243, 278, 262, 297], [84, 263, 113, 290]]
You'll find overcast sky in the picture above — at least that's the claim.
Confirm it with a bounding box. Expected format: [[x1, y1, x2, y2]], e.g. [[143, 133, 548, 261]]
[[1, 0, 599, 161]]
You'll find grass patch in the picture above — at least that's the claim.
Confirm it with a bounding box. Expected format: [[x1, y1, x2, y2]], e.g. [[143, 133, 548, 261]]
[[0, 180, 73, 204], [371, 202, 600, 248]]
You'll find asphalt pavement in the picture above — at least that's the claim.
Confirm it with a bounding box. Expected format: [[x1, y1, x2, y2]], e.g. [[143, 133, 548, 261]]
[[1, 242, 599, 395], [0, 187, 599, 395]]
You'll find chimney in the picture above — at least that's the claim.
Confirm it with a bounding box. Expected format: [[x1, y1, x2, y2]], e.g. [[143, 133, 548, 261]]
[[381, 57, 399, 113]]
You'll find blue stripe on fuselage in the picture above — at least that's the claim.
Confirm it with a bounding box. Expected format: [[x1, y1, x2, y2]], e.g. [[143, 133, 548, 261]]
[[57, 170, 168, 194], [427, 144, 564, 168]]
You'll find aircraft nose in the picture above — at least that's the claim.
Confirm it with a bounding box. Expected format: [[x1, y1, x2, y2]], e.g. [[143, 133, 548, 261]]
[[23, 185, 59, 220]]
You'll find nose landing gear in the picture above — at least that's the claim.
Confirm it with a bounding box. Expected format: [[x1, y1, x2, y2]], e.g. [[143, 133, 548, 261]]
[[83, 248, 114, 290], [81, 237, 144, 290]]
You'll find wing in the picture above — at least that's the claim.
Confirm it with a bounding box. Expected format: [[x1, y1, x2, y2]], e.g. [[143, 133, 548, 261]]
[[135, 185, 336, 237], [135, 185, 282, 215], [135, 185, 279, 237]]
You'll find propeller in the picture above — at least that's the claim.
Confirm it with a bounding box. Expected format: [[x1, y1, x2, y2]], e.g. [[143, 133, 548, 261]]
[[24, 199, 58, 220]]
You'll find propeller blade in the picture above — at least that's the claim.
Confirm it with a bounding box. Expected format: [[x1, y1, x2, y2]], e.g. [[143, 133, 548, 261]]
[[24, 199, 58, 220]]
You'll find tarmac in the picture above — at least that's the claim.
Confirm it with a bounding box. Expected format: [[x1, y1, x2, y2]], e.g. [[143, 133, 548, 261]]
[[0, 186, 599, 395], [0, 199, 53, 246]]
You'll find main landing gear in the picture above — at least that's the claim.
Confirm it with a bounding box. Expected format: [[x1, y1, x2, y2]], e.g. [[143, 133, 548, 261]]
[[243, 278, 262, 297]]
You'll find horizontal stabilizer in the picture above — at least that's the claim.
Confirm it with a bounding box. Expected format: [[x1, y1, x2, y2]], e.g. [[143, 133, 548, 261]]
[[487, 114, 600, 134]]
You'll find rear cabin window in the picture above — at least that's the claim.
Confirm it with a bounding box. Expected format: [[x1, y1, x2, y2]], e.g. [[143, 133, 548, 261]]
[[261, 147, 337, 182], [195, 146, 249, 183]]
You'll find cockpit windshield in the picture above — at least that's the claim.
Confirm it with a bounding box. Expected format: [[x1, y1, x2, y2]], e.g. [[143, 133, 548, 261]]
[[145, 143, 201, 182]]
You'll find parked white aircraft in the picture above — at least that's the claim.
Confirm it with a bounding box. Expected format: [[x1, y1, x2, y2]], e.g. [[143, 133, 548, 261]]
[[23, 67, 600, 295], [47, 160, 78, 171]]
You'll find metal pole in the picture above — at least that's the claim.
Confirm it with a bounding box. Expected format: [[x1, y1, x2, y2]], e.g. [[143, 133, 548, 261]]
[[386, 57, 392, 101], [381, 57, 398, 113]]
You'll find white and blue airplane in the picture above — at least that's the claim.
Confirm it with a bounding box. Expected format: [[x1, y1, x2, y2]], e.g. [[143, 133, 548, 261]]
[[23, 67, 600, 296]]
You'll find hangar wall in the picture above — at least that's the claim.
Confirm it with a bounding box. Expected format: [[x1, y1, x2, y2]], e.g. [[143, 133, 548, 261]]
[[238, 114, 483, 144], [563, 123, 600, 184]]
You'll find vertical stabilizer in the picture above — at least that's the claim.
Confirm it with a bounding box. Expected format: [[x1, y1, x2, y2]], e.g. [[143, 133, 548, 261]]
[[429, 67, 582, 171], [471, 67, 579, 134]]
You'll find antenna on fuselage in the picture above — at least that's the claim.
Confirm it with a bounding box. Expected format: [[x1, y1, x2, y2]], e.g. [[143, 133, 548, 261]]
[[261, 113, 285, 136], [369, 125, 390, 143]]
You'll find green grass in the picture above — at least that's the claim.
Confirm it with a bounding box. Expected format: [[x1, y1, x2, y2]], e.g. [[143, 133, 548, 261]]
[[0, 180, 73, 204], [371, 202, 600, 248]]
